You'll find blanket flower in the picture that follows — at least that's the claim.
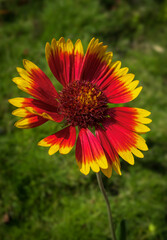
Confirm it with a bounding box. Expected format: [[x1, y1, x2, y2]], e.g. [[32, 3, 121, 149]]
[[9, 37, 151, 177]]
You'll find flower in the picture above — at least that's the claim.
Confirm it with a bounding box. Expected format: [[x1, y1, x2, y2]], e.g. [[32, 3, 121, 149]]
[[9, 37, 151, 177]]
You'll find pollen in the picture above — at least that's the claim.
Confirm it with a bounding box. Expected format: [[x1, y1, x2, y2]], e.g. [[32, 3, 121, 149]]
[[58, 81, 108, 128]]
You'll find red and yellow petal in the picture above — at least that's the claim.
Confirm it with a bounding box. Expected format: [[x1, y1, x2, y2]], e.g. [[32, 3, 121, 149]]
[[9, 97, 28, 108], [103, 116, 149, 165], [14, 115, 48, 129], [74, 39, 84, 80], [12, 108, 34, 118], [96, 62, 142, 104], [45, 38, 84, 86], [38, 126, 76, 155], [75, 128, 108, 175], [13, 60, 59, 106], [8, 97, 63, 123], [96, 126, 121, 178], [80, 38, 111, 82], [9, 98, 49, 129], [108, 107, 151, 134]]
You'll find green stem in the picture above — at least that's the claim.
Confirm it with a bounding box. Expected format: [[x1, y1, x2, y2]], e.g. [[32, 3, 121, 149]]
[[96, 172, 117, 240]]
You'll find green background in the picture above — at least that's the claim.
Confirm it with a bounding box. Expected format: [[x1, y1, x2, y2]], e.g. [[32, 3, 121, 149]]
[[0, 0, 167, 239]]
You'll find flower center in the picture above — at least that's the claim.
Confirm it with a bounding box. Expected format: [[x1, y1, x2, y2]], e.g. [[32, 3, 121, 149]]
[[58, 81, 108, 128]]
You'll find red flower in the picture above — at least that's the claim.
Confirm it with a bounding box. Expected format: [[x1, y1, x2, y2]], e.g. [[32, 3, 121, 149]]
[[9, 38, 151, 177]]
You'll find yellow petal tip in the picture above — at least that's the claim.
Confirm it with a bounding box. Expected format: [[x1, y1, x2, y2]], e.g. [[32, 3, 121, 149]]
[[59, 146, 72, 154]]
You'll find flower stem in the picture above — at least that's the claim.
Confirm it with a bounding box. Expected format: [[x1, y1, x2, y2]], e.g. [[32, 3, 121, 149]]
[[96, 172, 117, 240]]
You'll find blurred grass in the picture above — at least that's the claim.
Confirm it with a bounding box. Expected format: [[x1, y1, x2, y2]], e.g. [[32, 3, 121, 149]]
[[0, 0, 167, 239]]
